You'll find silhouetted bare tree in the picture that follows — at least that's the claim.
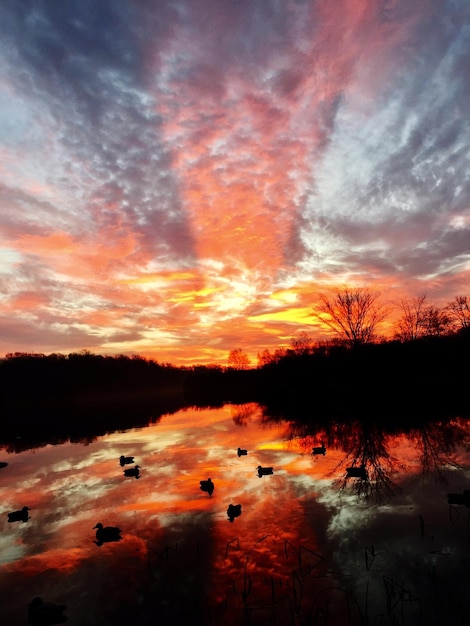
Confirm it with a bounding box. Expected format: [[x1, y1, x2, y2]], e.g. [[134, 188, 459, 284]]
[[446, 295, 470, 331], [393, 294, 428, 341], [421, 304, 452, 336], [290, 331, 315, 355], [311, 287, 388, 346], [394, 294, 454, 340], [257, 348, 286, 367]]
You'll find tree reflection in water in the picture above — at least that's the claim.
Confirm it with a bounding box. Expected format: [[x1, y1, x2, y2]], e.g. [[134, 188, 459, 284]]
[[230, 402, 259, 426], [1, 405, 470, 625], [411, 418, 470, 483], [333, 421, 399, 501], [284, 414, 470, 502]]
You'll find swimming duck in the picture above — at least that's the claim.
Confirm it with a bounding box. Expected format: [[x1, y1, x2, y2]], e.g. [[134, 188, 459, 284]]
[[93, 523, 122, 546], [346, 466, 368, 479], [27, 596, 67, 625], [200, 478, 214, 495], [447, 490, 470, 506], [8, 506, 30, 522], [227, 503, 242, 522], [119, 455, 135, 466], [257, 465, 273, 477], [0, 461, 8, 469], [123, 464, 141, 478], [237, 448, 248, 457]]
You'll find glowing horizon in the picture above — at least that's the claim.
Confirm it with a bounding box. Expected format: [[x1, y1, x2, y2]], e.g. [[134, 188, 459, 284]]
[[1, 1, 469, 366]]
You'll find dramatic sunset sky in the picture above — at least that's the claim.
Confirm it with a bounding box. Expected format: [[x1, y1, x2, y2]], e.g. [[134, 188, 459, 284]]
[[1, 1, 469, 365]]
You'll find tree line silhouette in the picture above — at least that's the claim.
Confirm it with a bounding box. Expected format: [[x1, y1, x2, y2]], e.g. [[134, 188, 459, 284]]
[[1, 289, 469, 447], [254, 330, 470, 422], [0, 351, 186, 448], [190, 289, 470, 420]]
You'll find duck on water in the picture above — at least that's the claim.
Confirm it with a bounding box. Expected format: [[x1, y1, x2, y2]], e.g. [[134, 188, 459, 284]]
[[200, 478, 214, 495], [123, 465, 141, 478], [227, 503, 242, 522], [93, 523, 122, 546], [8, 506, 30, 522], [27, 597, 67, 625], [257, 466, 274, 477]]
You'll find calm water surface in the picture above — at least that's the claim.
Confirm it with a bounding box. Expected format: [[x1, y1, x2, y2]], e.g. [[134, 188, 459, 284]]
[[1, 404, 469, 625]]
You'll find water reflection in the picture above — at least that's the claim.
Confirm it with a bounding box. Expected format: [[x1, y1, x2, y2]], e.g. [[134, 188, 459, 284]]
[[0, 404, 469, 625], [285, 416, 470, 503]]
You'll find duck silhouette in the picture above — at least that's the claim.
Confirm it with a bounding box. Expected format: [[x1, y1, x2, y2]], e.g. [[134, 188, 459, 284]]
[[346, 465, 368, 479], [200, 478, 214, 496], [8, 506, 30, 522], [447, 490, 470, 506], [257, 465, 273, 477], [227, 503, 242, 522], [312, 444, 326, 456], [93, 523, 122, 546], [123, 464, 140, 478], [27, 596, 67, 625], [237, 448, 248, 457], [119, 455, 134, 466], [0, 461, 8, 469]]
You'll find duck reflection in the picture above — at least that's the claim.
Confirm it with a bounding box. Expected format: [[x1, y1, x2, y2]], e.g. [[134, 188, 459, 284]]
[[93, 523, 122, 547], [27, 597, 67, 625], [8, 505, 30, 522], [123, 464, 141, 478], [227, 503, 242, 522], [200, 477, 214, 495], [119, 455, 135, 466]]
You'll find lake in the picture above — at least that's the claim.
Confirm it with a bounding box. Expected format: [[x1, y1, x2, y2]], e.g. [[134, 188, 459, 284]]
[[1, 403, 469, 625]]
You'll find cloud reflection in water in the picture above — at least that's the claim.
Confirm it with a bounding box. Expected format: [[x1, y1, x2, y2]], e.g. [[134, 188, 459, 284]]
[[0, 405, 469, 624]]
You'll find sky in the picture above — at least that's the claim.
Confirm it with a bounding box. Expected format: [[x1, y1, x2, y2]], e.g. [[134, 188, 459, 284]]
[[1, 0, 469, 366]]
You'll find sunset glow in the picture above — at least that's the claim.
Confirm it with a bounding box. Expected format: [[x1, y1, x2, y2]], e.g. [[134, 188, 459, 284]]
[[1, 1, 469, 364]]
